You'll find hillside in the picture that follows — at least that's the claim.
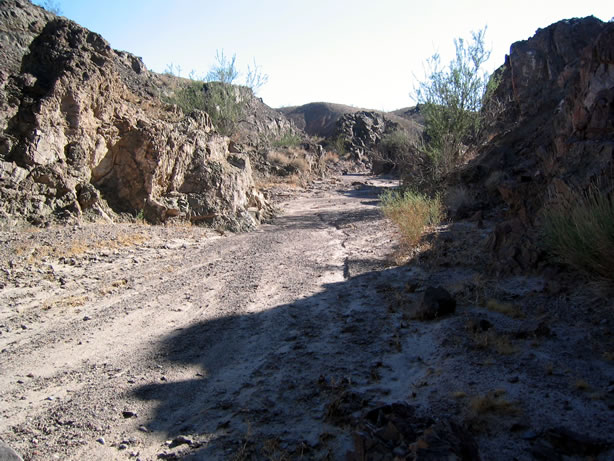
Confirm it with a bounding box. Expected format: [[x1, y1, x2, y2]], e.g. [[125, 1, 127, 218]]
[[279, 101, 423, 138]]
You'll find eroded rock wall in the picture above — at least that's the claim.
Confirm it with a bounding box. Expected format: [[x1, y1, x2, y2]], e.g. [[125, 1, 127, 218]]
[[0, 0, 270, 229], [466, 17, 614, 272]]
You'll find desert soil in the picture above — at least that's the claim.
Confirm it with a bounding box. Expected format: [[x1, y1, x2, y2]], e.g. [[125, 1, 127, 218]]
[[1, 174, 613, 460]]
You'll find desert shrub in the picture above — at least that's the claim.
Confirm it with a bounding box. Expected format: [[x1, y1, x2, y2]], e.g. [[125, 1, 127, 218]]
[[164, 81, 244, 136], [380, 189, 442, 247], [412, 28, 491, 179], [332, 135, 347, 156], [205, 50, 239, 84], [444, 185, 471, 215], [267, 150, 310, 173], [322, 151, 339, 164], [541, 184, 614, 280], [35, 0, 62, 14], [271, 132, 302, 148]]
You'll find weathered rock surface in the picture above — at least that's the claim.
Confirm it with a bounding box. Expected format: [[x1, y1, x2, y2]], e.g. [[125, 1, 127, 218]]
[[411, 286, 456, 320], [331, 110, 423, 173], [0, 0, 271, 228], [346, 403, 480, 461], [465, 16, 614, 272], [279, 102, 361, 138]]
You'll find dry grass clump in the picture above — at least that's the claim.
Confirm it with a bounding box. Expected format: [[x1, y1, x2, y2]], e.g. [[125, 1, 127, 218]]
[[466, 390, 521, 431], [41, 294, 89, 310], [322, 151, 339, 164], [541, 183, 614, 281], [445, 185, 471, 215], [472, 330, 518, 355], [469, 390, 520, 416], [380, 189, 443, 248], [12, 230, 148, 266], [267, 149, 310, 173], [484, 298, 525, 319]]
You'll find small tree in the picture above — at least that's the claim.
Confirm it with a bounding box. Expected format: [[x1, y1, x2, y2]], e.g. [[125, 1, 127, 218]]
[[245, 59, 269, 93], [205, 50, 239, 84], [35, 0, 62, 15], [413, 28, 491, 178]]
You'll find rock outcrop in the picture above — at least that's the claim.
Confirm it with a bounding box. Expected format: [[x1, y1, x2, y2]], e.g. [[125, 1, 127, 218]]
[[464, 16, 614, 272], [0, 0, 270, 228], [333, 110, 402, 167]]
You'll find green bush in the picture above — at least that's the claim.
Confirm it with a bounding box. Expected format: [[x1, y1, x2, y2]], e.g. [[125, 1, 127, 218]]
[[164, 81, 244, 136], [271, 132, 302, 148], [332, 136, 347, 156], [541, 185, 614, 280], [380, 189, 442, 247], [413, 28, 491, 179], [377, 130, 415, 169]]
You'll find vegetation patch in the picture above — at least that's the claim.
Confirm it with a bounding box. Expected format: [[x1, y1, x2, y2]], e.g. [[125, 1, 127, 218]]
[[541, 184, 614, 281], [484, 298, 525, 319], [163, 81, 245, 136], [271, 131, 302, 148], [380, 189, 442, 248]]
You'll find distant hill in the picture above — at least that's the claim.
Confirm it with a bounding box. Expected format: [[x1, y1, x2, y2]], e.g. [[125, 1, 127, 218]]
[[279, 102, 423, 138]]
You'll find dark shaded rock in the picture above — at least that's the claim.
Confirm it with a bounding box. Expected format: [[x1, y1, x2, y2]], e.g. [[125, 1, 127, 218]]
[[412, 286, 456, 320], [542, 427, 611, 456], [346, 403, 480, 461], [462, 17, 614, 273]]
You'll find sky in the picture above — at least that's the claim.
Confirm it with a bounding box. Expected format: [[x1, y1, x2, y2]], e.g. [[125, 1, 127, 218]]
[[34, 0, 612, 111]]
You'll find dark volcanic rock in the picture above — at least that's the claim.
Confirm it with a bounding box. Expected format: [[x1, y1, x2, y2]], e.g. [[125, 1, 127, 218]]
[[412, 286, 457, 320], [464, 17, 614, 273], [346, 403, 480, 461]]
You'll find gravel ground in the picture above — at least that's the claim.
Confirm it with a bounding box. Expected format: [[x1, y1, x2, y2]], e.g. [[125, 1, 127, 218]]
[[0, 174, 613, 460]]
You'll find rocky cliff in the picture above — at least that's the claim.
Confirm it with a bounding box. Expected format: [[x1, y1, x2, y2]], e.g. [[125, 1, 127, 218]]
[[464, 16, 614, 272], [0, 0, 271, 228]]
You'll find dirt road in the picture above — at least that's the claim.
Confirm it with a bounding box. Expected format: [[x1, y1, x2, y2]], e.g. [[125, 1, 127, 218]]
[[3, 174, 614, 461], [0, 174, 413, 460]]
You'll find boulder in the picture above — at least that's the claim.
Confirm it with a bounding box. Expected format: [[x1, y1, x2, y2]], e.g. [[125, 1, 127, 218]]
[[411, 286, 457, 320]]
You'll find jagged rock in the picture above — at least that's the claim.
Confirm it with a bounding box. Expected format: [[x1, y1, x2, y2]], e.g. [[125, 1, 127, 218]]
[[346, 403, 480, 461], [464, 17, 614, 273], [0, 0, 272, 227], [411, 286, 456, 320], [333, 111, 399, 167]]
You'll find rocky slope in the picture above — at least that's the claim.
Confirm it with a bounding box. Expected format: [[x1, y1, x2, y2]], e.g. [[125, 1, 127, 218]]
[[463, 16, 614, 272], [281, 102, 423, 170], [0, 0, 273, 229]]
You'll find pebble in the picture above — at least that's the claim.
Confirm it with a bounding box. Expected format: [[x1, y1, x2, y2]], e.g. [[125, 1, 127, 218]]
[[96, 437, 105, 445]]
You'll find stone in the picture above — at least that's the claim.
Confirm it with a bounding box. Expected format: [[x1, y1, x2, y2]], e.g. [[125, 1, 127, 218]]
[[412, 286, 456, 320], [346, 403, 480, 461], [168, 436, 193, 448], [0, 440, 23, 461]]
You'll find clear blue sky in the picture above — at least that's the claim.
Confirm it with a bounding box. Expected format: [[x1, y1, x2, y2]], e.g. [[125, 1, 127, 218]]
[[34, 0, 612, 111]]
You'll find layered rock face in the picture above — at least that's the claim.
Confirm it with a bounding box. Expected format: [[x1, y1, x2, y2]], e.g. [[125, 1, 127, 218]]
[[465, 17, 614, 272], [334, 111, 400, 166], [0, 0, 270, 229]]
